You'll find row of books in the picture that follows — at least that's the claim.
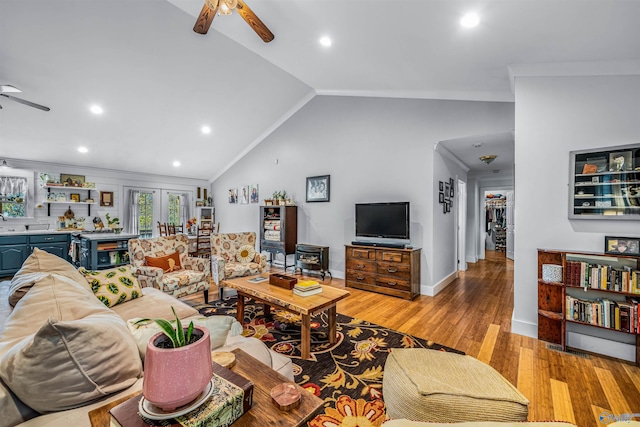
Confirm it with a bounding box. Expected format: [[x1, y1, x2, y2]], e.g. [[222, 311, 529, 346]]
[[565, 260, 640, 293], [293, 280, 322, 297], [565, 295, 640, 333]]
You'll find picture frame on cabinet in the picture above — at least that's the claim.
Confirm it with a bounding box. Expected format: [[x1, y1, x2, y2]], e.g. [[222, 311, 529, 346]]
[[70, 193, 80, 203], [608, 151, 633, 172], [604, 236, 640, 255]]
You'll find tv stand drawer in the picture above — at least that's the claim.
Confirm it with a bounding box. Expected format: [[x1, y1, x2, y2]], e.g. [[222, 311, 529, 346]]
[[344, 245, 421, 300]]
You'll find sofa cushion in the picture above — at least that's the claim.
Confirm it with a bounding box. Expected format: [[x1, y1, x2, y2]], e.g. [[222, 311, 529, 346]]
[[8, 247, 89, 306], [236, 244, 256, 263], [110, 287, 198, 322], [127, 315, 243, 360], [0, 275, 111, 352], [0, 313, 142, 413], [145, 251, 182, 272], [78, 266, 143, 308], [0, 378, 39, 427], [160, 270, 207, 292]]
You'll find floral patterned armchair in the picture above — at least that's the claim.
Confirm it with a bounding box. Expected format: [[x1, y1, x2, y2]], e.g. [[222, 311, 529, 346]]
[[128, 234, 211, 303], [211, 232, 267, 299]]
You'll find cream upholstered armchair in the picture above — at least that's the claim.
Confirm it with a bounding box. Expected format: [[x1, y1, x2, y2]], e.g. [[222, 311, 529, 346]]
[[210, 232, 267, 299], [128, 234, 211, 303]]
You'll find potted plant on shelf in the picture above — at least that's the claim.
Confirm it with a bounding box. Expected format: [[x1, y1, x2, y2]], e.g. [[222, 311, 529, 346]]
[[136, 307, 212, 411], [105, 213, 123, 234]]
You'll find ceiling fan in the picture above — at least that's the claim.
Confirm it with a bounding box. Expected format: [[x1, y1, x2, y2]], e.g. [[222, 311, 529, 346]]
[[0, 85, 50, 111], [193, 0, 274, 43]]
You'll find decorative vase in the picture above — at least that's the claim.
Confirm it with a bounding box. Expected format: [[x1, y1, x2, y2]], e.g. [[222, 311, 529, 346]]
[[142, 326, 212, 411], [278, 200, 286, 206]]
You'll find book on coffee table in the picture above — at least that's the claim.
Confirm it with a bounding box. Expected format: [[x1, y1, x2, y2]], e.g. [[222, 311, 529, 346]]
[[109, 365, 253, 427]]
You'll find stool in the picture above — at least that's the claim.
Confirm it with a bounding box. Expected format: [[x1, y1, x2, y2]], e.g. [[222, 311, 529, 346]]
[[383, 348, 529, 423]]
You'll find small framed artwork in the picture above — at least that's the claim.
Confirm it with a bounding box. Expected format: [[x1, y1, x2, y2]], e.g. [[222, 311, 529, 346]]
[[60, 174, 85, 187], [100, 191, 113, 207], [240, 186, 249, 204], [70, 193, 80, 203], [228, 188, 238, 204], [439, 181, 443, 191], [306, 175, 330, 202], [604, 236, 640, 255], [609, 151, 633, 172], [250, 184, 259, 203], [592, 176, 600, 183], [439, 193, 444, 203]]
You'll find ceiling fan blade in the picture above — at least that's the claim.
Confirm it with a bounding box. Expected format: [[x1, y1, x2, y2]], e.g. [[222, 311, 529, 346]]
[[0, 94, 50, 111], [193, 3, 217, 34], [235, 0, 274, 43]]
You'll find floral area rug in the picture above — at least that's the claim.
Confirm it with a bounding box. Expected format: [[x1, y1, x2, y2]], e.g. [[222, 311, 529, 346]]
[[187, 296, 463, 414]]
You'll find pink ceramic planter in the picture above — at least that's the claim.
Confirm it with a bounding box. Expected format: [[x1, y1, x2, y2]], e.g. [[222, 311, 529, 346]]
[[143, 326, 213, 411]]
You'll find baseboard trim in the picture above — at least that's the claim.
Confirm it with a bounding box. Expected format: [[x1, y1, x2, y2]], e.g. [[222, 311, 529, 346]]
[[511, 317, 537, 338], [422, 271, 457, 296], [567, 331, 635, 363]]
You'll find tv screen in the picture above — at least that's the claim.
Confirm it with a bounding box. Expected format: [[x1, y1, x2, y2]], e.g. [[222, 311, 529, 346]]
[[355, 202, 410, 240]]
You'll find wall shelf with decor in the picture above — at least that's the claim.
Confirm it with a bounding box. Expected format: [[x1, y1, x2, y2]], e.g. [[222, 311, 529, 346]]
[[537, 248, 640, 365], [44, 185, 99, 216], [569, 143, 640, 219]]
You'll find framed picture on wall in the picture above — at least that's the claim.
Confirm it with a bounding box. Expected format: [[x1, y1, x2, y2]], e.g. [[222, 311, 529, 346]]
[[100, 191, 113, 207], [228, 188, 238, 204], [250, 184, 259, 203], [306, 175, 330, 202], [60, 174, 85, 187]]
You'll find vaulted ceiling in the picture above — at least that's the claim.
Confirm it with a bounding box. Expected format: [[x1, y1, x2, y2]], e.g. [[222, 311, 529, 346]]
[[1, 0, 638, 180]]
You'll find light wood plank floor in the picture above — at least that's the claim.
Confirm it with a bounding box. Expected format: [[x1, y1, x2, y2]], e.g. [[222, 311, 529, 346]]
[[185, 251, 640, 425]]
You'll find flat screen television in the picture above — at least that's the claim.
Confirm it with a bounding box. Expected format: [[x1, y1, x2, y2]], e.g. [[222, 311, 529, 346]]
[[355, 202, 410, 240]]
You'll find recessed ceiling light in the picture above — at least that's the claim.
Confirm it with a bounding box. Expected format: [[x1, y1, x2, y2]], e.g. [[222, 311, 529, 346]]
[[473, 143, 483, 148], [90, 105, 103, 115], [78, 146, 88, 153], [172, 161, 180, 167], [319, 36, 332, 47], [201, 126, 211, 134], [460, 13, 480, 28]]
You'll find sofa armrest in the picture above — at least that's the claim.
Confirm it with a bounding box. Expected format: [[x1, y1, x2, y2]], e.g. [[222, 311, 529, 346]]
[[131, 266, 163, 277], [211, 255, 225, 285], [254, 253, 267, 269], [183, 257, 211, 275]]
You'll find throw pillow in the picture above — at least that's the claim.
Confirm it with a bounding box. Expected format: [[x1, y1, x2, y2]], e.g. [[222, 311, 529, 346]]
[[0, 313, 142, 413], [8, 247, 90, 306], [78, 266, 143, 308], [145, 252, 182, 272], [127, 316, 243, 360], [236, 244, 256, 263]]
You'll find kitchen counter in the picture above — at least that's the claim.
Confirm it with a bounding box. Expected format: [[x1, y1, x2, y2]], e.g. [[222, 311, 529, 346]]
[[77, 232, 138, 241], [0, 228, 77, 237]]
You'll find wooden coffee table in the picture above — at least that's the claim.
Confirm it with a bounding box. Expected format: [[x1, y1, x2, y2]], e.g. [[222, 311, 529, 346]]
[[221, 275, 350, 360], [88, 348, 323, 427]]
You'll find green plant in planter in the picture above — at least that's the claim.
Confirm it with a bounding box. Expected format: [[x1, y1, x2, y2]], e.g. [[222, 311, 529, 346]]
[[135, 306, 196, 348], [105, 213, 120, 226]]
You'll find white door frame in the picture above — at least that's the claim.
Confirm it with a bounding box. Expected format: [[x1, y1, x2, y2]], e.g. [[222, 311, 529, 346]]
[[457, 179, 467, 271]]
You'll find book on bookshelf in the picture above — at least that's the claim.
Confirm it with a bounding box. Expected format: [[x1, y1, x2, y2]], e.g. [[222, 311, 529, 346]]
[[293, 287, 322, 297], [565, 260, 639, 293], [565, 294, 639, 333]]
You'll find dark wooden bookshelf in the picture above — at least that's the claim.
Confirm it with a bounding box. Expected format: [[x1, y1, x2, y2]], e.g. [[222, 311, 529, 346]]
[[537, 248, 640, 365]]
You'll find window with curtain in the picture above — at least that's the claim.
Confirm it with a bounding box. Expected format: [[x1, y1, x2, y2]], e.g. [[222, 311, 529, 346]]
[[0, 176, 27, 218], [167, 192, 190, 227], [126, 189, 154, 238]]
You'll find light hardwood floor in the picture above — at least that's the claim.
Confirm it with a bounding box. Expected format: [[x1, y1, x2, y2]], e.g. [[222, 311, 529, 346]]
[[186, 251, 640, 426]]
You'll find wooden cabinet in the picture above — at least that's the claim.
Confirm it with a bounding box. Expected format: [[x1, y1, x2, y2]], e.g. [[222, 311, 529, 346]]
[[0, 235, 29, 277], [344, 245, 420, 300], [75, 234, 137, 270], [537, 248, 640, 365], [29, 233, 70, 259], [260, 206, 297, 270]]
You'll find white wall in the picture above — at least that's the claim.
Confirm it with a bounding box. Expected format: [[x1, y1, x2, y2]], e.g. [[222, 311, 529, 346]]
[[212, 95, 514, 291], [514, 75, 640, 345], [1, 159, 208, 231]]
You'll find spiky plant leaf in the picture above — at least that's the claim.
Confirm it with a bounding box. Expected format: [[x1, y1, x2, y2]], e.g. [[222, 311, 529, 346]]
[[154, 318, 179, 348], [172, 307, 185, 347]]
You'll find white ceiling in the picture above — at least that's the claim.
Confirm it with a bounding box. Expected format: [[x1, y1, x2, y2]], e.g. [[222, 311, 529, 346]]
[[1, 0, 639, 181]]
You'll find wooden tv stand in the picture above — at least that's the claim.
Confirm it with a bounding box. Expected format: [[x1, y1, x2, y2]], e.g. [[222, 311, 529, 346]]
[[344, 244, 421, 300]]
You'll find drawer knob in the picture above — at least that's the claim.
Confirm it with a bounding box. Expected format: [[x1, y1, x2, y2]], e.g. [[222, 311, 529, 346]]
[[387, 267, 398, 273], [356, 263, 365, 269], [387, 281, 397, 286], [45, 237, 54, 241], [356, 275, 365, 280]]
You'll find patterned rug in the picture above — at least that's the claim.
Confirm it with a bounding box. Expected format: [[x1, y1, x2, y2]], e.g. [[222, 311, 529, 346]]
[[187, 296, 464, 410]]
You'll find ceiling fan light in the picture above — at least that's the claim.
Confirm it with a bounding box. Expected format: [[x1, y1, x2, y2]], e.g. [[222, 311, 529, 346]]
[[0, 159, 10, 170], [0, 85, 21, 93], [218, 0, 237, 15]]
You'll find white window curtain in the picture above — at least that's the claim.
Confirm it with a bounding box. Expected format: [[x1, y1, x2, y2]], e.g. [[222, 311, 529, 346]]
[[0, 176, 28, 217], [126, 189, 141, 235], [179, 192, 191, 227]]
